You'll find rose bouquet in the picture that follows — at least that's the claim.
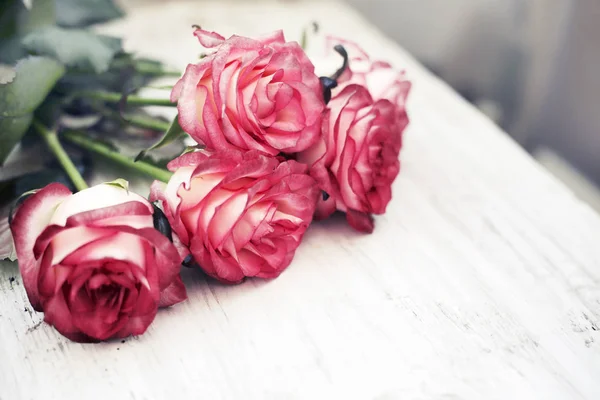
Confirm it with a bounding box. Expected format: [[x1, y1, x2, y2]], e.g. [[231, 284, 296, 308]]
[[0, 0, 410, 342]]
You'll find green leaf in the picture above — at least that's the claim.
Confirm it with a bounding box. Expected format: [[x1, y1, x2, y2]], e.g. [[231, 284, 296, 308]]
[[0, 56, 65, 164], [0, 0, 55, 39], [103, 178, 129, 192], [0, 56, 65, 118], [0, 142, 50, 183], [33, 93, 65, 127], [135, 115, 186, 162], [182, 145, 203, 155], [55, 0, 124, 28], [18, 0, 55, 34], [23, 27, 122, 73], [0, 37, 28, 64], [0, 114, 32, 163], [0, 0, 55, 63], [0, 2, 20, 40]]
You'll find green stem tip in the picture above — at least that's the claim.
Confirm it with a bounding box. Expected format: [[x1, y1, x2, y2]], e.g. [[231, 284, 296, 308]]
[[74, 91, 176, 107], [62, 130, 173, 183], [97, 108, 171, 132], [32, 120, 89, 192]]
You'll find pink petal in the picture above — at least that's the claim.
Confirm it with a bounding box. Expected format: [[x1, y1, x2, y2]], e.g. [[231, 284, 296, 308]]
[[158, 275, 187, 308], [221, 153, 278, 185], [36, 226, 114, 265], [61, 232, 146, 267], [286, 81, 324, 127], [208, 246, 245, 283], [42, 289, 87, 342], [196, 188, 232, 236], [325, 35, 370, 62], [166, 151, 211, 171], [257, 30, 285, 46], [208, 191, 248, 248], [173, 63, 212, 146], [193, 28, 226, 48], [179, 173, 225, 210], [10, 183, 72, 311], [346, 209, 374, 233], [314, 196, 337, 220], [232, 202, 275, 247], [90, 226, 181, 297], [88, 273, 110, 289], [270, 98, 306, 133], [64, 201, 153, 228], [71, 305, 133, 341], [119, 311, 156, 338], [237, 248, 264, 276], [288, 117, 322, 155], [50, 184, 151, 226]]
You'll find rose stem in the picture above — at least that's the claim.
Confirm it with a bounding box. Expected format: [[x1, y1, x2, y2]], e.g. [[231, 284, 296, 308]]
[[110, 59, 181, 77], [62, 130, 173, 183], [73, 91, 176, 107], [31, 120, 89, 192], [97, 108, 171, 132]]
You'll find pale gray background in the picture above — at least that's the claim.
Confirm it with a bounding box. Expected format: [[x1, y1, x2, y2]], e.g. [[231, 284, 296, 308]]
[[347, 0, 600, 207]]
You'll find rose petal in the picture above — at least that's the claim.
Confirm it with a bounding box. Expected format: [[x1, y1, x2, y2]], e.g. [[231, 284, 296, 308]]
[[10, 183, 72, 311], [158, 275, 187, 308], [193, 28, 226, 48], [65, 201, 153, 228], [346, 209, 375, 233], [209, 191, 248, 248], [50, 184, 150, 226]]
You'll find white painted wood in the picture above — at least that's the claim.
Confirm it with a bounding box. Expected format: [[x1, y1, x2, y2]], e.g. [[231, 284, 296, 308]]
[[2, 1, 600, 399]]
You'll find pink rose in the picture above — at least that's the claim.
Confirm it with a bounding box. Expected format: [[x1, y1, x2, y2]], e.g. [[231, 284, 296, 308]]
[[152, 150, 319, 283], [299, 43, 411, 233], [171, 28, 325, 155], [10, 182, 187, 342]]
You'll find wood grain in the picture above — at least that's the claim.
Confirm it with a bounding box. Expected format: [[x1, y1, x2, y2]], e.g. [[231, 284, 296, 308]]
[[1, 1, 599, 399]]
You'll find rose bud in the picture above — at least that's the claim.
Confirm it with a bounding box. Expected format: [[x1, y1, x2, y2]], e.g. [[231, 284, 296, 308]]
[[151, 150, 319, 284], [298, 82, 410, 233], [10, 182, 187, 342], [171, 28, 325, 155]]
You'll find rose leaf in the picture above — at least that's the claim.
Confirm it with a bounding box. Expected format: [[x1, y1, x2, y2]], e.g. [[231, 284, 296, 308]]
[[17, 0, 56, 34], [55, 0, 124, 28], [0, 115, 33, 164], [0, 56, 65, 165], [0, 37, 28, 64], [0, 0, 55, 40], [103, 178, 129, 192], [22, 26, 122, 74], [135, 114, 186, 162]]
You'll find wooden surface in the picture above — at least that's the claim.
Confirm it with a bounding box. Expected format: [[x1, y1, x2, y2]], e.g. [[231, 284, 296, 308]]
[[2, 1, 600, 399]]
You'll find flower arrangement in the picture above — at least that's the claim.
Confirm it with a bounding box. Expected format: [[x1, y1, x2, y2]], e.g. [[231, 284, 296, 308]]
[[0, 0, 410, 342]]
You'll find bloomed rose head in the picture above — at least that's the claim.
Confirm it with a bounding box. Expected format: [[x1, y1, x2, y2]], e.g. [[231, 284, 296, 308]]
[[299, 37, 411, 233], [299, 84, 408, 233], [10, 182, 186, 342], [152, 150, 319, 283], [171, 29, 325, 155]]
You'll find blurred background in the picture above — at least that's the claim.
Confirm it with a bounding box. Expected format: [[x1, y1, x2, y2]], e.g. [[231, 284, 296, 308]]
[[346, 0, 600, 210]]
